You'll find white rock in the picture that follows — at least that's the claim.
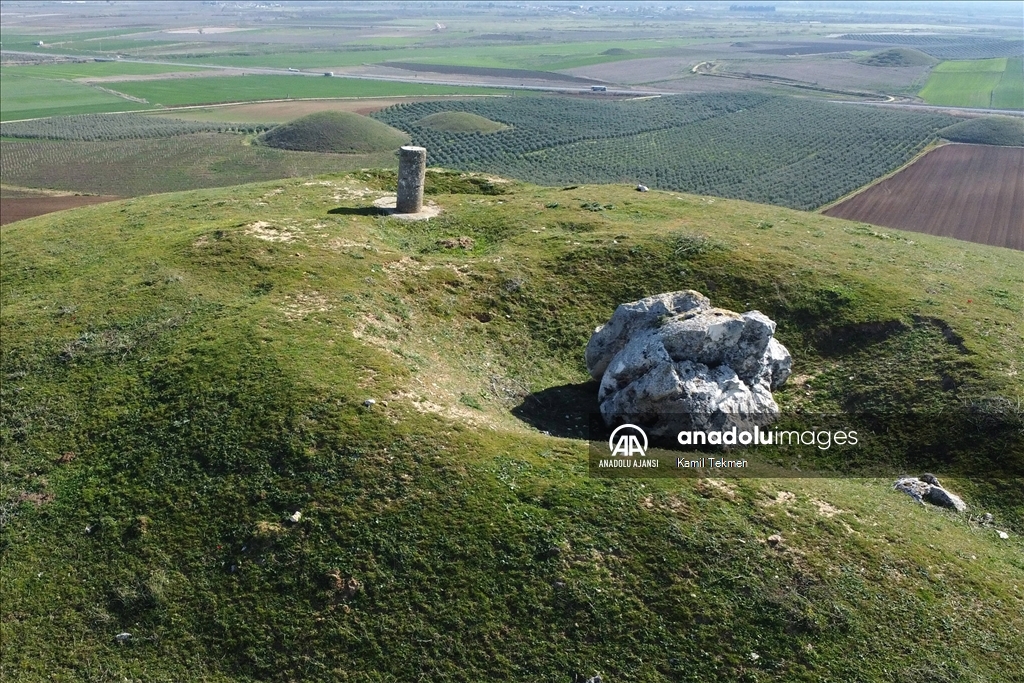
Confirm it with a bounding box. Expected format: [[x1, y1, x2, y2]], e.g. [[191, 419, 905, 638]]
[[998, 531, 1010, 539], [289, 511, 302, 523], [586, 291, 790, 435], [894, 476, 967, 512], [115, 633, 131, 643]]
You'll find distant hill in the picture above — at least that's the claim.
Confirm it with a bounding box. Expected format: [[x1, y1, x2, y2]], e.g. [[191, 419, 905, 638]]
[[257, 111, 410, 153], [416, 111, 509, 134], [857, 47, 936, 67], [939, 116, 1024, 146]]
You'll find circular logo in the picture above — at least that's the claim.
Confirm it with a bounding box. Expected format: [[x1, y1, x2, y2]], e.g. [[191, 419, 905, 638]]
[[608, 423, 648, 457]]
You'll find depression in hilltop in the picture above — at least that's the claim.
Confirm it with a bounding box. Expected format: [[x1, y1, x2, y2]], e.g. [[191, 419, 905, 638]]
[[1, 1, 1022, 681]]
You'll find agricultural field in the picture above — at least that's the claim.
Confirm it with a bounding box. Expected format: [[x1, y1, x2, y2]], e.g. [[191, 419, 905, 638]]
[[712, 56, 934, 97], [837, 34, 1024, 60], [0, 194, 119, 225], [918, 58, 1024, 110], [0, 113, 266, 141], [0, 61, 204, 80], [0, 70, 150, 121], [374, 93, 959, 210], [144, 97, 481, 124], [103, 76, 505, 108], [823, 144, 1024, 250], [0, 134, 397, 197]]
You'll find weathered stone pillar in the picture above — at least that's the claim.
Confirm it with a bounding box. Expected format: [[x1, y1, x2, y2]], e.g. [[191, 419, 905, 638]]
[[396, 146, 426, 214]]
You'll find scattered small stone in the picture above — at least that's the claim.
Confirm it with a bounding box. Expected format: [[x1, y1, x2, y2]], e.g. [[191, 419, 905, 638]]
[[981, 512, 994, 525], [553, 581, 566, 589], [115, 632, 131, 644], [363, 398, 376, 407], [767, 534, 783, 547], [998, 531, 1010, 540], [749, 652, 760, 662], [636, 184, 649, 192], [288, 511, 302, 523]]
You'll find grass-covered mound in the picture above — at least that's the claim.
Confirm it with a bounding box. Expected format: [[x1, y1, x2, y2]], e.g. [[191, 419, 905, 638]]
[[939, 115, 1024, 146], [2, 173, 1022, 681], [416, 111, 510, 134], [857, 47, 936, 67], [257, 111, 410, 153]]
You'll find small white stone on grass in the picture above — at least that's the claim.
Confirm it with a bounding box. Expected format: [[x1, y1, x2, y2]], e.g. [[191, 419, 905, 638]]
[[998, 531, 1009, 539], [115, 632, 131, 643], [289, 511, 302, 523]]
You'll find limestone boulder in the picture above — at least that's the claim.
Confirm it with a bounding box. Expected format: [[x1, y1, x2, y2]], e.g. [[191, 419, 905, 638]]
[[586, 291, 791, 436]]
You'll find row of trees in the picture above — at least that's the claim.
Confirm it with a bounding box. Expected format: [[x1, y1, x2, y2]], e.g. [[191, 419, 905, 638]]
[[374, 93, 959, 211], [0, 114, 269, 142]]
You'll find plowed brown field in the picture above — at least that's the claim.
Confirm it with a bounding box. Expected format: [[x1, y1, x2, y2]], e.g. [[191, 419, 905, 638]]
[[824, 143, 1023, 250], [1, 196, 119, 225]]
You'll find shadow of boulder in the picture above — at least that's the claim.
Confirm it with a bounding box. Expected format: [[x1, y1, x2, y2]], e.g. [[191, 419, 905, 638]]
[[511, 381, 601, 440], [328, 206, 389, 216]]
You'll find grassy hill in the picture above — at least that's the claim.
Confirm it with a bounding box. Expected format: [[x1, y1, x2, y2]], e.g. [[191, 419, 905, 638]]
[[257, 111, 410, 153], [939, 116, 1024, 146], [2, 173, 1022, 681], [416, 111, 510, 134], [857, 47, 936, 67]]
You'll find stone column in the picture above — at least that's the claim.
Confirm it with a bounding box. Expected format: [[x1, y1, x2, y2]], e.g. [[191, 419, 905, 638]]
[[396, 146, 426, 214]]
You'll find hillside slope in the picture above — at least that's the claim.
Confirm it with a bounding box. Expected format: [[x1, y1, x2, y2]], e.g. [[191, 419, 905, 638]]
[[2, 173, 1022, 681], [257, 111, 410, 153]]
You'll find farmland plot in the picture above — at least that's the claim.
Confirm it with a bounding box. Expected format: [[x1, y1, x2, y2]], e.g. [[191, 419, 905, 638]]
[[375, 94, 958, 210], [0, 134, 396, 197], [823, 144, 1024, 250]]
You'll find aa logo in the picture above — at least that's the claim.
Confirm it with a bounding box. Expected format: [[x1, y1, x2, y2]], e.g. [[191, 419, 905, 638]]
[[608, 424, 648, 458]]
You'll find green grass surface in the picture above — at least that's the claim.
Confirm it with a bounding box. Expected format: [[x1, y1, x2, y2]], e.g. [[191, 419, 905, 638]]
[[257, 111, 410, 153], [919, 58, 1021, 109], [0, 71, 150, 121], [1, 172, 1022, 681], [0, 134, 396, 196], [110, 75, 505, 107]]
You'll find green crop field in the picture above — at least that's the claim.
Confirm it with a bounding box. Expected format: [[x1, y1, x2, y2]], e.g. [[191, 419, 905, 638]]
[[5, 61, 204, 80], [991, 57, 1024, 110], [375, 93, 959, 210], [2, 172, 1022, 681], [110, 75, 504, 107], [168, 38, 704, 71], [919, 58, 1022, 109], [0, 70, 150, 121]]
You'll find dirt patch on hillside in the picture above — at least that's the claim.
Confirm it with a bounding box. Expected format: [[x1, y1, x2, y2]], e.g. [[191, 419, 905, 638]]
[[1, 196, 119, 225]]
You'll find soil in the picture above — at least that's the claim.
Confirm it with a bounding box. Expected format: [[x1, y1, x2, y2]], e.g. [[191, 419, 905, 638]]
[[1, 195, 120, 225], [824, 143, 1024, 250]]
